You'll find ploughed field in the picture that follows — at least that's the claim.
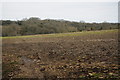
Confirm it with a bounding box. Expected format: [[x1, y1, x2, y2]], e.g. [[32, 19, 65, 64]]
[[2, 30, 119, 79]]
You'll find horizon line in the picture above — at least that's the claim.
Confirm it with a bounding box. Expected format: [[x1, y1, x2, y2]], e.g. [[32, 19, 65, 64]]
[[0, 18, 118, 23]]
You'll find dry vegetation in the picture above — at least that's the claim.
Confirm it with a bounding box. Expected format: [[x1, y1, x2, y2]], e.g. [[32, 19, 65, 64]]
[[2, 29, 119, 79]]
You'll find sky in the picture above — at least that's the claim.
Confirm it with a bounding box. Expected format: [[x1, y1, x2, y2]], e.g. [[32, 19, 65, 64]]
[[0, 0, 119, 2], [0, 0, 119, 23]]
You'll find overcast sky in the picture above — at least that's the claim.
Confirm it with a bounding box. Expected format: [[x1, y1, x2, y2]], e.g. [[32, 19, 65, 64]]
[[1, 0, 119, 23], [0, 0, 119, 2]]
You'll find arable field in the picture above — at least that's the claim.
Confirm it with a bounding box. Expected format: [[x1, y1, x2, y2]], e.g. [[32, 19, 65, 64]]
[[2, 29, 119, 79]]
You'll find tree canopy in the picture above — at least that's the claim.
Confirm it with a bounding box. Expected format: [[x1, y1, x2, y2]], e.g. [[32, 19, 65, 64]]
[[1, 17, 118, 37]]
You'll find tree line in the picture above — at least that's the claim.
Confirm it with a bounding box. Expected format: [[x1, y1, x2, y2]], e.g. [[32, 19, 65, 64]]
[[0, 17, 118, 37]]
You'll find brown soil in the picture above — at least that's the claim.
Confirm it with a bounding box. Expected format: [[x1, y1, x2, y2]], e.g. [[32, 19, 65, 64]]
[[2, 30, 119, 79]]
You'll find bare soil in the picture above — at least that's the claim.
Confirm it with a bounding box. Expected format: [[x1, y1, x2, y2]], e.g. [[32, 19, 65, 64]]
[[2, 30, 119, 79]]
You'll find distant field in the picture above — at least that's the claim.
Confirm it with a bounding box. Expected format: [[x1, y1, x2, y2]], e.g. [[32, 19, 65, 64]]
[[1, 29, 118, 39], [2, 29, 119, 79]]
